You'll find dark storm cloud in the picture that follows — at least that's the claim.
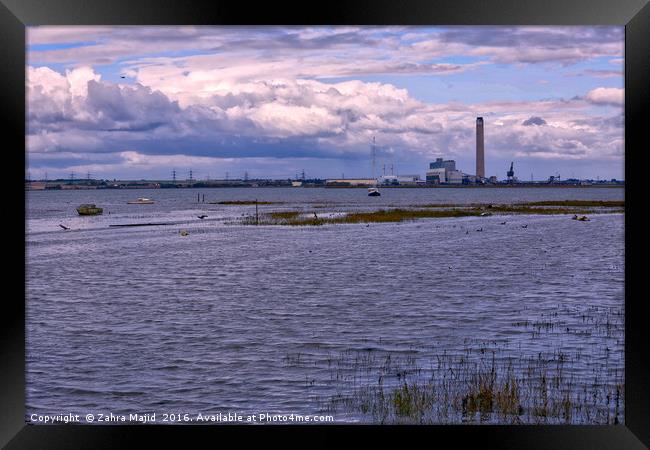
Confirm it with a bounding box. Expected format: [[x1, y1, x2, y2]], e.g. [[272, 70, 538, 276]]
[[86, 81, 180, 123], [27, 75, 372, 160], [28, 153, 124, 169], [522, 116, 547, 126], [32, 130, 365, 161]]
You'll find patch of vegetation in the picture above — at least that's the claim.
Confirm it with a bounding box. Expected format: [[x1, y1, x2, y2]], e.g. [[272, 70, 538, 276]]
[[268, 211, 301, 220], [311, 304, 624, 424], [320, 344, 623, 424], [331, 209, 481, 223], [239, 205, 625, 226], [484, 205, 620, 215], [233, 199, 624, 226], [241, 208, 483, 226], [417, 200, 624, 209]]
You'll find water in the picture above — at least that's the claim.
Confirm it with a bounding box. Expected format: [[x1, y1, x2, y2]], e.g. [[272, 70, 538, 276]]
[[25, 187, 624, 424]]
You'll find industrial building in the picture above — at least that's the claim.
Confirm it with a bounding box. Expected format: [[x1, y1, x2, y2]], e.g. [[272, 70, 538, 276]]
[[425, 117, 488, 184], [429, 158, 456, 172], [425, 157, 465, 184], [426, 158, 456, 184], [446, 170, 463, 184], [378, 174, 421, 185], [426, 167, 447, 183]]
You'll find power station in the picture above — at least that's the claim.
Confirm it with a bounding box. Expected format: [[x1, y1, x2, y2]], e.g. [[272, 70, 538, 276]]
[[425, 117, 489, 184]]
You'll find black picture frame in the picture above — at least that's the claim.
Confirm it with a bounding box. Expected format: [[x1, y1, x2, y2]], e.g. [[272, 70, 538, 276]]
[[3, 0, 648, 447]]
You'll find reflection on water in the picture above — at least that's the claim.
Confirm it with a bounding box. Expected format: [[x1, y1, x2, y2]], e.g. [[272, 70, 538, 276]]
[[26, 188, 624, 423]]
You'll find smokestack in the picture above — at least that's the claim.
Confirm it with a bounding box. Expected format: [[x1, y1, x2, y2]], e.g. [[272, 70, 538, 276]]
[[476, 117, 485, 179]]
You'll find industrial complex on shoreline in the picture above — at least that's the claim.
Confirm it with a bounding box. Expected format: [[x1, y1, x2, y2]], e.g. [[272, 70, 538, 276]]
[[26, 118, 624, 190]]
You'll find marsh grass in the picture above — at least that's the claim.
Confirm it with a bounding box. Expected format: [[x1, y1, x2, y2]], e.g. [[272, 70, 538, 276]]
[[241, 208, 484, 226], [331, 209, 482, 223], [268, 211, 301, 220], [416, 200, 623, 209], [486, 205, 623, 215], [237, 202, 623, 226], [286, 304, 624, 424], [320, 347, 623, 424]]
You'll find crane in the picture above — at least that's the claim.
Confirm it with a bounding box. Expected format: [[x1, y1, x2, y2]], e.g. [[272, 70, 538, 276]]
[[507, 162, 514, 184]]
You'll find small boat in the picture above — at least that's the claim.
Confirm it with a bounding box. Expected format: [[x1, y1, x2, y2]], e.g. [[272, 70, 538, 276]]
[[76, 204, 103, 215], [127, 197, 155, 204], [368, 187, 381, 197]]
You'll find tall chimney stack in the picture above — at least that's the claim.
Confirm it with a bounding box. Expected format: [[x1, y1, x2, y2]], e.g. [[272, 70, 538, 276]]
[[476, 117, 485, 179]]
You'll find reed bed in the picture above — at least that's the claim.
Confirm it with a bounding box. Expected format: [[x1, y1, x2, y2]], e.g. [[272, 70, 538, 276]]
[[319, 345, 623, 424], [283, 305, 623, 424], [237, 201, 623, 226]]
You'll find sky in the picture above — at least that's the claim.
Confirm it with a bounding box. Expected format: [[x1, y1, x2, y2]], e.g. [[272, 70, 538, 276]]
[[26, 26, 625, 181]]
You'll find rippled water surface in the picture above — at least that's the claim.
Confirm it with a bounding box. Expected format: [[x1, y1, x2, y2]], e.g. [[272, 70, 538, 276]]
[[26, 187, 625, 424]]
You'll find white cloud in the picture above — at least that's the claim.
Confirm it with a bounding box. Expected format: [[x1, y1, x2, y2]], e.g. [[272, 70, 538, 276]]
[[66, 66, 101, 98], [27, 66, 623, 168], [585, 87, 624, 106], [25, 26, 625, 178]]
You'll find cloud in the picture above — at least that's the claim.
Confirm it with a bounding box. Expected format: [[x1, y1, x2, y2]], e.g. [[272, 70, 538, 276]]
[[28, 26, 623, 71], [27, 64, 623, 173], [522, 116, 547, 126], [584, 87, 624, 106], [434, 26, 623, 65], [25, 26, 625, 179], [578, 69, 623, 78]]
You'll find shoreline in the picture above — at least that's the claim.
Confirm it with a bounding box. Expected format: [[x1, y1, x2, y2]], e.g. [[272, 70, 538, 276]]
[[25, 184, 625, 191]]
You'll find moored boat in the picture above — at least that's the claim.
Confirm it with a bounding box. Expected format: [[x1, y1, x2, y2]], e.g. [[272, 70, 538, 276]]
[[76, 204, 103, 215]]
